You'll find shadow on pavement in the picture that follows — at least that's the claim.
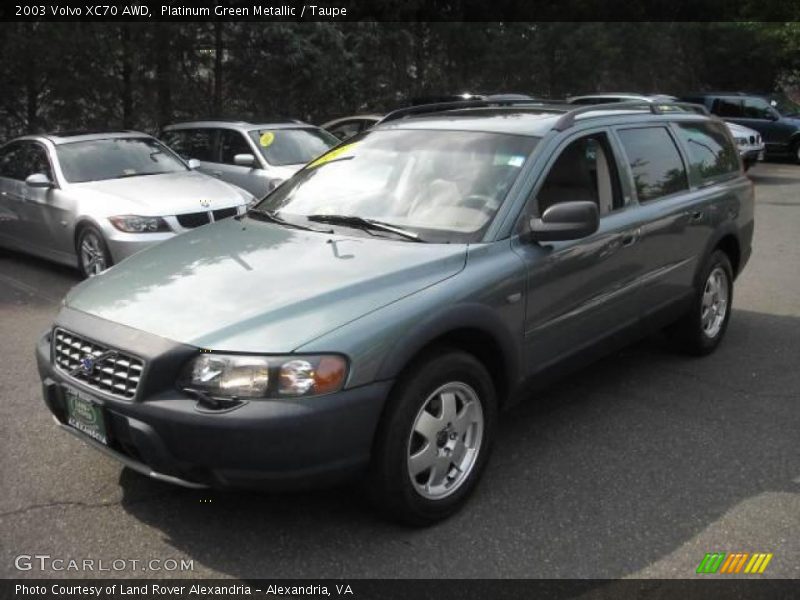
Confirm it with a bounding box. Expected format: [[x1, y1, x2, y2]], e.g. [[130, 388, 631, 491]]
[[111, 311, 798, 578]]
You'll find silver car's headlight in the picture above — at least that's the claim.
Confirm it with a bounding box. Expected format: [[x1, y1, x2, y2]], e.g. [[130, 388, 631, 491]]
[[178, 353, 348, 399], [109, 215, 171, 233], [736, 137, 747, 146]]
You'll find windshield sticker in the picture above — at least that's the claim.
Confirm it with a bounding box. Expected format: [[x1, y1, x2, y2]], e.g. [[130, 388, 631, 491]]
[[259, 132, 275, 147], [507, 155, 525, 167], [307, 143, 358, 169]]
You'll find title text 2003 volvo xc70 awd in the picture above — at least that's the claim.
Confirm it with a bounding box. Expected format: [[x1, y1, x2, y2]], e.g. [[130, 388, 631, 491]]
[[37, 100, 753, 524]]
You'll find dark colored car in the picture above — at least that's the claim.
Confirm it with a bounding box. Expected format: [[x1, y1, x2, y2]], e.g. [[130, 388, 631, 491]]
[[37, 100, 753, 524], [681, 92, 800, 163]]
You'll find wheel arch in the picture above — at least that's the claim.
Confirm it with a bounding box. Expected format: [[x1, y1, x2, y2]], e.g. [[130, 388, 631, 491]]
[[375, 303, 523, 409]]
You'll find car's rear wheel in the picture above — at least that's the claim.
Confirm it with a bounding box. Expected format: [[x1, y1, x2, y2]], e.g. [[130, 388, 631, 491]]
[[77, 225, 113, 279], [668, 250, 733, 355], [369, 349, 496, 525]]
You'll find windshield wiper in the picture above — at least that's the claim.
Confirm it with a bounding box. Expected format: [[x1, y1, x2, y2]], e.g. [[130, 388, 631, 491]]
[[306, 214, 425, 242], [246, 208, 333, 233], [116, 171, 165, 179]]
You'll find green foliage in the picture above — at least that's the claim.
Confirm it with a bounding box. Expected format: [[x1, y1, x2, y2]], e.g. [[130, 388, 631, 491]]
[[0, 22, 798, 140]]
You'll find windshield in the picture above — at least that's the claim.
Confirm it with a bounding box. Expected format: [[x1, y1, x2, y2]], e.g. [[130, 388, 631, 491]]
[[248, 128, 338, 166], [256, 129, 538, 243], [57, 138, 187, 183], [770, 96, 800, 117]]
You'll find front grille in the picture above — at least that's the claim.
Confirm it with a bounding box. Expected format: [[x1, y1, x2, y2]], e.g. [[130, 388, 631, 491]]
[[53, 328, 144, 399], [213, 207, 237, 220], [177, 211, 211, 229]]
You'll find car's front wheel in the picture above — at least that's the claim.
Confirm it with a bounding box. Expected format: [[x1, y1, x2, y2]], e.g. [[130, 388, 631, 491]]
[[369, 349, 496, 525], [668, 250, 734, 355], [77, 225, 113, 279]]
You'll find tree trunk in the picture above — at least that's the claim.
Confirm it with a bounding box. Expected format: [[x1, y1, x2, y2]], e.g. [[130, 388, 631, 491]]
[[120, 25, 133, 128], [213, 22, 223, 117], [155, 24, 172, 128]]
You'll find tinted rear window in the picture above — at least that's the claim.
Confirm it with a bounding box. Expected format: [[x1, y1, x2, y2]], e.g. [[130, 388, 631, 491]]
[[617, 127, 689, 202], [675, 121, 740, 183]]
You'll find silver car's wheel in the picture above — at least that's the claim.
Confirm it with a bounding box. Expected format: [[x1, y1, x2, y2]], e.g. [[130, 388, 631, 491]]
[[700, 266, 729, 339], [77, 227, 112, 278], [407, 382, 484, 500]]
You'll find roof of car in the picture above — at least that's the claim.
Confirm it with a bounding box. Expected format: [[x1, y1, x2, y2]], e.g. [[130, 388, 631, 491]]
[[568, 93, 676, 102], [163, 119, 316, 131], [374, 103, 713, 137], [30, 131, 152, 145]]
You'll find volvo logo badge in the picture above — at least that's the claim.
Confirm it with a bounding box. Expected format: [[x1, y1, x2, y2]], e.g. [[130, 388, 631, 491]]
[[70, 350, 118, 377]]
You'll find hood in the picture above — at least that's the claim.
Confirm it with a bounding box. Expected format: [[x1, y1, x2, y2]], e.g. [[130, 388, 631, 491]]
[[70, 170, 250, 215], [269, 164, 305, 181], [724, 122, 759, 137], [65, 217, 467, 352]]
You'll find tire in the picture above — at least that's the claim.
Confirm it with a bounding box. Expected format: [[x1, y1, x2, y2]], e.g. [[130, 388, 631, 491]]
[[368, 348, 497, 526], [76, 225, 113, 279], [668, 250, 734, 355]]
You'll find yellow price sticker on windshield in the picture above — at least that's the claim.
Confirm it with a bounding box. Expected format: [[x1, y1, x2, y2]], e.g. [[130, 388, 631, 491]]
[[307, 143, 358, 169], [259, 132, 275, 147]]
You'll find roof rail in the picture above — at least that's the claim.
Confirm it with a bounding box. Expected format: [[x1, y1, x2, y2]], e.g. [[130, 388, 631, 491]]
[[552, 100, 709, 131], [377, 98, 558, 125]]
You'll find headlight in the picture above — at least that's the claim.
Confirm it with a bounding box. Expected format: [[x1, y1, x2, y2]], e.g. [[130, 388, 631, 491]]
[[109, 215, 171, 233], [736, 137, 748, 146], [178, 353, 347, 399]]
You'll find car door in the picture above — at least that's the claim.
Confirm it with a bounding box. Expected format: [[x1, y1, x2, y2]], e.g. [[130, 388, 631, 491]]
[[739, 97, 795, 152], [18, 141, 79, 262], [513, 130, 649, 372], [613, 124, 699, 323], [213, 128, 268, 196], [0, 142, 26, 246]]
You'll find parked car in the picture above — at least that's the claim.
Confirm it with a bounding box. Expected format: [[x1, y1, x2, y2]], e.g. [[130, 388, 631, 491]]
[[321, 114, 382, 141], [0, 131, 253, 278], [679, 92, 800, 163], [321, 96, 540, 141], [161, 120, 339, 198], [567, 93, 764, 169], [37, 100, 753, 524]]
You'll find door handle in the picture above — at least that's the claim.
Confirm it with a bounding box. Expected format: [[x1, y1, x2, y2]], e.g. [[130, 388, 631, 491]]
[[621, 227, 641, 247], [689, 210, 704, 222]]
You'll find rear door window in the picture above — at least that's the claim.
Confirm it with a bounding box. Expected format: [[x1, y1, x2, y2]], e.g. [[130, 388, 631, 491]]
[[711, 98, 744, 118], [617, 127, 689, 202], [162, 129, 217, 162], [674, 121, 740, 183]]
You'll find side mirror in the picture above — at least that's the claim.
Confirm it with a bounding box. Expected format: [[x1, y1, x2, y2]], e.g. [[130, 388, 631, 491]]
[[528, 200, 599, 242], [234, 153, 256, 167], [25, 173, 53, 188], [768, 110, 780, 121], [187, 158, 201, 170]]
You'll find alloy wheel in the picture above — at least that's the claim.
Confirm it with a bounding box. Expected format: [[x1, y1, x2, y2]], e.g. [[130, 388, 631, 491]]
[[80, 232, 108, 277], [407, 381, 484, 500], [701, 266, 729, 338]]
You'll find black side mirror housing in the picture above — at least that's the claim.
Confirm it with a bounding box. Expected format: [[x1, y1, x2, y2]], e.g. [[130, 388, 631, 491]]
[[528, 200, 599, 242]]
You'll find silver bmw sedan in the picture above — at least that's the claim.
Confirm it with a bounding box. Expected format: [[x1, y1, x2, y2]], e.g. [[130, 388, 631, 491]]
[[0, 131, 254, 278]]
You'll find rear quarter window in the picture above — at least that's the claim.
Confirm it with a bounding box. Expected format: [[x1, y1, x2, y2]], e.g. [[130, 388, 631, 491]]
[[674, 121, 740, 183], [617, 127, 689, 203]]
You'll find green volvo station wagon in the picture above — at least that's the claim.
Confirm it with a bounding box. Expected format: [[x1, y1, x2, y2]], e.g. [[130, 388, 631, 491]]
[[37, 100, 754, 524]]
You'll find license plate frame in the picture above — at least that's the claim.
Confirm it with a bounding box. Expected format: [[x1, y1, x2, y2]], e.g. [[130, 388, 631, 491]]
[[64, 385, 108, 445]]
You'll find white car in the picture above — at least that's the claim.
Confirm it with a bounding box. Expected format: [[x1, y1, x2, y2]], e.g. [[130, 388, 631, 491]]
[[567, 93, 765, 169], [0, 131, 254, 278]]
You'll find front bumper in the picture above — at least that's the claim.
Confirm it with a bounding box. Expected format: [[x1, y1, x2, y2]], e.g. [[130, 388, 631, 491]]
[[739, 146, 765, 166], [36, 311, 391, 490]]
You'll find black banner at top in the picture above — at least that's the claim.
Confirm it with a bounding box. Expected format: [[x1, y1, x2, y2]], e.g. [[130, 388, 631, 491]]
[[1, 0, 800, 22]]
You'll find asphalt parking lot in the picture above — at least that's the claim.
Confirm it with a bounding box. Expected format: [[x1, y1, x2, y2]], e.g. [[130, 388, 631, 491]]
[[0, 161, 798, 580]]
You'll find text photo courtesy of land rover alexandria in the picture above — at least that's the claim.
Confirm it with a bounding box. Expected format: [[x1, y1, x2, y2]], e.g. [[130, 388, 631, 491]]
[[0, 132, 254, 278], [37, 100, 753, 524]]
